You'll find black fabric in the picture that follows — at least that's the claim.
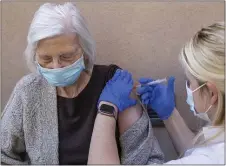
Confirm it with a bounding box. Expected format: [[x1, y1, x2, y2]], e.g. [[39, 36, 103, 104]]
[[147, 108, 164, 127], [57, 64, 120, 165]]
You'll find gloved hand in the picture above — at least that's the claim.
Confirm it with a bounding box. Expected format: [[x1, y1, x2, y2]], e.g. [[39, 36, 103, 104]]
[[98, 69, 137, 112], [136, 76, 175, 120]]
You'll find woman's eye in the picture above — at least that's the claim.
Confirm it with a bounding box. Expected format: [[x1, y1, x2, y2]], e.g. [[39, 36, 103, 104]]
[[62, 55, 71, 59], [41, 56, 52, 63], [61, 54, 73, 60]]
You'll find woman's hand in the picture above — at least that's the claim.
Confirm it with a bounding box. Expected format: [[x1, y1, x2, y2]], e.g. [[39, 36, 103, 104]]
[[136, 76, 175, 120], [98, 69, 137, 112]]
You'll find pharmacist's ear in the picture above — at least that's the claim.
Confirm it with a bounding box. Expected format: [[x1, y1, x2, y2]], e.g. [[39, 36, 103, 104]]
[[206, 82, 218, 106]]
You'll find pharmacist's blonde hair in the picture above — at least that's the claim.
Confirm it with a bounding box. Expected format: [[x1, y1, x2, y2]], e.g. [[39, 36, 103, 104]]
[[180, 22, 225, 148]]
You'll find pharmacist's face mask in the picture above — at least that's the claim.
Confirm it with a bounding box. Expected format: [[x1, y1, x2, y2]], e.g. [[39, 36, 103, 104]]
[[186, 81, 212, 123]]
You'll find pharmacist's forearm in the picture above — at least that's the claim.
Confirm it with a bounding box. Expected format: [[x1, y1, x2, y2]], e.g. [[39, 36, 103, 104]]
[[163, 108, 195, 154]]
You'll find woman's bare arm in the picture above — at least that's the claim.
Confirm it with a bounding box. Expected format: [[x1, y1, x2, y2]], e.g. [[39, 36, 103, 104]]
[[88, 106, 120, 164], [88, 70, 164, 164], [118, 91, 142, 134], [88, 90, 143, 164]]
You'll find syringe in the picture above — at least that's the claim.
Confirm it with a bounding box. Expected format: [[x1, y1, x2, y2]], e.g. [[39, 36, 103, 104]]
[[135, 78, 167, 88]]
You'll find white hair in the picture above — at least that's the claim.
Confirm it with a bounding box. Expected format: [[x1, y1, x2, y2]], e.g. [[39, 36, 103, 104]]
[[24, 2, 96, 72]]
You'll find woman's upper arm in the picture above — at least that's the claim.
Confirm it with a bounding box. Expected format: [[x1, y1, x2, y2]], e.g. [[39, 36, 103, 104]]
[[119, 110, 164, 165], [117, 89, 143, 134], [1, 88, 28, 164], [118, 103, 142, 134]]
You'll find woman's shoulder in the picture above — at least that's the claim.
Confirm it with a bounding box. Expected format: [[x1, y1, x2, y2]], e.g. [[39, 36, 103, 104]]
[[194, 142, 224, 163], [94, 64, 121, 82], [14, 73, 46, 91], [166, 142, 224, 164], [192, 142, 224, 162]]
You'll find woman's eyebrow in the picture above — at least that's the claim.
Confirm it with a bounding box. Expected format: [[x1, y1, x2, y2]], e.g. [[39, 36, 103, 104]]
[[36, 51, 49, 57], [62, 46, 80, 54], [39, 54, 52, 58], [59, 51, 75, 56]]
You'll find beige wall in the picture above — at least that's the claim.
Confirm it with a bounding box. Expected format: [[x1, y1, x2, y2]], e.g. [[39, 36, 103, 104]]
[[0, 2, 1, 114], [1, 1, 224, 130]]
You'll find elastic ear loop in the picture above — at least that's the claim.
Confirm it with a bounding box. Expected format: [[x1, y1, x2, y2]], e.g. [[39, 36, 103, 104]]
[[192, 83, 207, 93]]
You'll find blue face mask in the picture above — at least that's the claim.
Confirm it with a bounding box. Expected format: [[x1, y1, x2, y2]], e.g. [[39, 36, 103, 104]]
[[36, 56, 85, 87], [186, 81, 196, 113], [186, 81, 211, 122]]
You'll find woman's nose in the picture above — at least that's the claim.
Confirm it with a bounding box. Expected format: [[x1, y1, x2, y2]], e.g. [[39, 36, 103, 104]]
[[52, 59, 63, 69]]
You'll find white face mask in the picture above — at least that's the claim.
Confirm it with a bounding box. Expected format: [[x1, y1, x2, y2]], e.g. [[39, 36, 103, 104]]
[[186, 81, 212, 123]]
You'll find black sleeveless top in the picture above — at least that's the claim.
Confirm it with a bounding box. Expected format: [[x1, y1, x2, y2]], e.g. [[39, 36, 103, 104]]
[[57, 64, 120, 165]]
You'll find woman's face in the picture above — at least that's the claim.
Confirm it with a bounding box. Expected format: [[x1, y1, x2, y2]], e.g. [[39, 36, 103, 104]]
[[36, 34, 83, 69], [185, 71, 213, 114]]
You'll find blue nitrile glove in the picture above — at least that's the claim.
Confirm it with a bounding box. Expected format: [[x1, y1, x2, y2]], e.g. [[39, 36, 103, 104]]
[[136, 76, 175, 120], [98, 69, 137, 112]]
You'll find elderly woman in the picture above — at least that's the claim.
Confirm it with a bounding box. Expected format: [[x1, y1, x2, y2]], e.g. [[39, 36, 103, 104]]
[[1, 2, 164, 165]]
